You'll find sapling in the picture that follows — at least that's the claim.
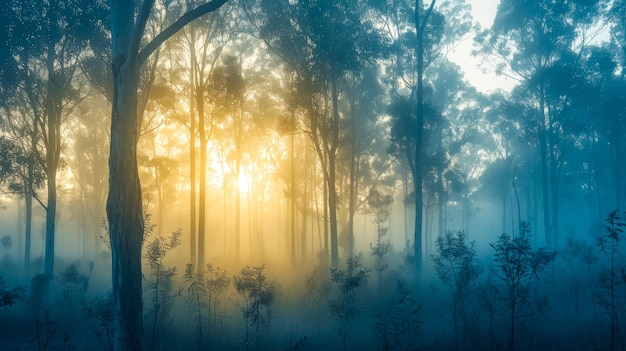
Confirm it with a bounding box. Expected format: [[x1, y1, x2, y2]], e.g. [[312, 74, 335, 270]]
[[432, 230, 481, 350], [367, 188, 393, 300], [233, 264, 276, 351], [490, 222, 554, 351], [204, 263, 229, 345], [374, 279, 421, 351], [82, 293, 115, 351], [595, 210, 625, 351], [58, 261, 93, 315], [184, 263, 207, 349], [329, 256, 369, 351], [302, 264, 331, 328], [143, 229, 182, 351]]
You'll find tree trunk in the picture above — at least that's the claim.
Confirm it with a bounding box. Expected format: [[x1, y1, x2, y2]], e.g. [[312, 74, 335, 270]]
[[539, 88, 552, 249], [108, 60, 145, 351], [107, 1, 230, 349], [189, 90, 197, 265], [290, 133, 296, 265], [24, 192, 33, 276], [197, 87, 207, 270], [329, 78, 340, 269], [412, 0, 436, 272]]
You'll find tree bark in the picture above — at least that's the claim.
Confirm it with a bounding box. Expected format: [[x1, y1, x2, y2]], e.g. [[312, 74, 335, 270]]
[[107, 1, 229, 348]]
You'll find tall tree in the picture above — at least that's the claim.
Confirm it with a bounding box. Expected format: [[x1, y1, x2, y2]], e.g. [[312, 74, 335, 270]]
[[2, 0, 106, 277], [477, 0, 604, 248], [381, 0, 471, 271], [107, 0, 229, 349], [251, 0, 383, 268]]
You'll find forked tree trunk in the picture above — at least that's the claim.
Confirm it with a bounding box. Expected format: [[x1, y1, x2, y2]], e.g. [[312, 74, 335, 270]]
[[107, 1, 229, 349]]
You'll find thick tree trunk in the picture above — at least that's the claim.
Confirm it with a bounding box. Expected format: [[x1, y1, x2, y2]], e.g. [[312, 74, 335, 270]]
[[108, 63, 145, 351], [107, 1, 229, 349]]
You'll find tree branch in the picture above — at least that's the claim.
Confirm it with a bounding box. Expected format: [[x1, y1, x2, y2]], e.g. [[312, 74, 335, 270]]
[[129, 0, 156, 67], [138, 0, 230, 66]]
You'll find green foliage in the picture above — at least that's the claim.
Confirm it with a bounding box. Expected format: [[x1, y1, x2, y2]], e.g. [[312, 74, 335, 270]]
[[58, 261, 93, 313], [183, 263, 230, 349], [432, 230, 481, 350], [143, 229, 182, 351], [233, 264, 277, 351], [329, 256, 369, 351], [0, 274, 25, 310], [433, 230, 480, 291], [489, 223, 555, 351], [374, 279, 421, 351]]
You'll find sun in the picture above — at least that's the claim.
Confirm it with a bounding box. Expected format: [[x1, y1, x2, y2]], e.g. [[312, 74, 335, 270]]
[[237, 171, 249, 194]]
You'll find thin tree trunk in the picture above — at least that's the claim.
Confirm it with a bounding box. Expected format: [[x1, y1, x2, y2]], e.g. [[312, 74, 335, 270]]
[[413, 0, 436, 272], [197, 87, 207, 270], [539, 88, 552, 249], [328, 78, 340, 269], [290, 133, 296, 265]]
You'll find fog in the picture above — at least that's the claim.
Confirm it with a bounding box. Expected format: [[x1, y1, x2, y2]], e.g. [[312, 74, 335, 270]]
[[1, 0, 625, 350]]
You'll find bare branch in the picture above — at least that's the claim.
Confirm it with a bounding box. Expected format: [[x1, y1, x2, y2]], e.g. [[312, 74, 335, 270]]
[[138, 0, 230, 66]]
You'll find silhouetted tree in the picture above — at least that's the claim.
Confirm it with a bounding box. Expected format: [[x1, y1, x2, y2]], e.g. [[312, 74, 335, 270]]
[[432, 230, 481, 350], [596, 210, 626, 351], [490, 223, 555, 351], [233, 264, 276, 351], [329, 256, 369, 351], [106, 1, 229, 349]]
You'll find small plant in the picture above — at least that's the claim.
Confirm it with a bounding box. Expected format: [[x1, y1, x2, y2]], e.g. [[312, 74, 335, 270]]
[[204, 264, 229, 344], [58, 261, 93, 315], [233, 264, 276, 351], [183, 263, 230, 349], [367, 188, 393, 300], [595, 210, 625, 351], [432, 230, 481, 350], [489, 223, 555, 351], [0, 274, 25, 310], [329, 256, 369, 351], [33, 310, 75, 351], [30, 274, 51, 318], [302, 264, 331, 328], [82, 293, 116, 351], [374, 279, 421, 351], [184, 263, 207, 349], [144, 229, 182, 351]]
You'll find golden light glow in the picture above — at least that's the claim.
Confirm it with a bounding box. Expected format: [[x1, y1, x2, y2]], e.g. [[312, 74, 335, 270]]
[[237, 170, 249, 194]]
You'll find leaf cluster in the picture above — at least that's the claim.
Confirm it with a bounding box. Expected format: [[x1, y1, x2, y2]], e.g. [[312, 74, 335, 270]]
[[0, 274, 25, 310], [233, 264, 277, 327], [432, 230, 481, 294], [329, 256, 369, 321]]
